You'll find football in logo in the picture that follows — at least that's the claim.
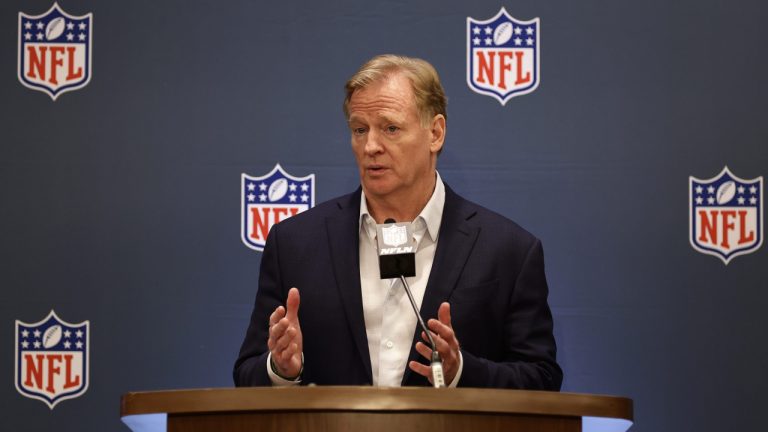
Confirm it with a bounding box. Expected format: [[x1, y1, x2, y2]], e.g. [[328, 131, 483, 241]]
[[493, 22, 513, 45], [716, 181, 736, 205], [242, 164, 316, 252], [42, 324, 62, 348], [268, 178, 289, 202], [45, 17, 65, 40]]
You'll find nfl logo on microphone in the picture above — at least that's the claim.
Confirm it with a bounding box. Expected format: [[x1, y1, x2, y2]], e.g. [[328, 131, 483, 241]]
[[242, 164, 316, 252], [690, 167, 763, 264], [15, 310, 90, 409], [18, 3, 93, 100], [467, 8, 540, 105], [382, 225, 408, 247]]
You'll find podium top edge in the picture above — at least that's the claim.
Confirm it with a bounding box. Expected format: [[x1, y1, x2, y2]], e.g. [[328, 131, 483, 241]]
[[120, 386, 633, 421]]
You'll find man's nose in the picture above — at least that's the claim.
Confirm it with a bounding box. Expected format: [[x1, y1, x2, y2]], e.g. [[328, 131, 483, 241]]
[[364, 131, 384, 155]]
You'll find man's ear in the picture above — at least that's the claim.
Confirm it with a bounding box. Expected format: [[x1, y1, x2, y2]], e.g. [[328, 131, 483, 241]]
[[429, 114, 446, 154]]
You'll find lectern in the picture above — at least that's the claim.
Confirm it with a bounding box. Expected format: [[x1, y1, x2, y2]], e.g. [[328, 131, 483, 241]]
[[121, 387, 633, 432]]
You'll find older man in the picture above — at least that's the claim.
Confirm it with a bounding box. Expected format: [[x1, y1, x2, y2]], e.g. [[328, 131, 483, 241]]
[[234, 55, 562, 389]]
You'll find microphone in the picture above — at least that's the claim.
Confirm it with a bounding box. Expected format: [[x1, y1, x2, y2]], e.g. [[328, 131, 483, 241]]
[[375, 218, 445, 388]]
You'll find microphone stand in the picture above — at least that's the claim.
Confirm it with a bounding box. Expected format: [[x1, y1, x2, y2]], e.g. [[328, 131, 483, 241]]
[[399, 275, 446, 388]]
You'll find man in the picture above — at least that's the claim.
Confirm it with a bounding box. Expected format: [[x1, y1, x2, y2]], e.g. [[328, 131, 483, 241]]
[[234, 55, 562, 389]]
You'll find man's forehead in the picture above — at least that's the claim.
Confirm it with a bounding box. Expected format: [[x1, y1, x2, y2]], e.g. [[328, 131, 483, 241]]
[[348, 75, 415, 122]]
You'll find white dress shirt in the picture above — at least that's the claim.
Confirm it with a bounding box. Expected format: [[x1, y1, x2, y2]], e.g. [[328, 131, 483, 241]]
[[358, 172, 461, 387], [268, 172, 462, 386]]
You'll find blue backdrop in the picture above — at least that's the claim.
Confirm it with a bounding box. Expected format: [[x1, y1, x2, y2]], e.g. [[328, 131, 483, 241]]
[[1, 0, 766, 431]]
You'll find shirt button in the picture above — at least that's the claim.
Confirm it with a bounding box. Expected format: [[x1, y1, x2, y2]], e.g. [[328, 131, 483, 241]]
[[386, 340, 394, 349]]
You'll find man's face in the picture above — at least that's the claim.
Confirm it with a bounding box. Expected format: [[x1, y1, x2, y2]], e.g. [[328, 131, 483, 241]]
[[347, 73, 444, 202]]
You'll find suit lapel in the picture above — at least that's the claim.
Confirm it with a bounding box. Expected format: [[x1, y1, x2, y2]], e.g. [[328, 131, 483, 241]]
[[325, 189, 373, 383], [401, 185, 480, 385]]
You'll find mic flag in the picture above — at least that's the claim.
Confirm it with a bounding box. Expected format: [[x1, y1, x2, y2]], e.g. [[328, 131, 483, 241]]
[[376, 221, 416, 278]]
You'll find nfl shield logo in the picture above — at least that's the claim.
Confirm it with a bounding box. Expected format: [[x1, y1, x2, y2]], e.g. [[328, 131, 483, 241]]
[[242, 164, 316, 251], [18, 3, 93, 100], [382, 225, 408, 247], [467, 8, 540, 105], [15, 310, 90, 409], [690, 167, 763, 264]]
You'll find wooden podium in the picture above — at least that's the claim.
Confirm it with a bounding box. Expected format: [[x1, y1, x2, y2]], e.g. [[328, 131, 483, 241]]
[[121, 387, 633, 432]]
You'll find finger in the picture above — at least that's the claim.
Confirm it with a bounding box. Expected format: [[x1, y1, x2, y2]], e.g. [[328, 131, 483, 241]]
[[414, 341, 432, 359], [408, 361, 433, 382], [428, 319, 457, 346], [269, 306, 286, 326], [281, 342, 300, 362], [273, 325, 297, 353], [285, 288, 301, 321], [438, 302, 452, 326]]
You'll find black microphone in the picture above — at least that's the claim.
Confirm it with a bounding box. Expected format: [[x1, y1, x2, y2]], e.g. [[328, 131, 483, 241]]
[[375, 218, 445, 388]]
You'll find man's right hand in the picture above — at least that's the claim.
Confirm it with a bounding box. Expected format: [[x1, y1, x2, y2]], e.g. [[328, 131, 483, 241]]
[[267, 287, 303, 379]]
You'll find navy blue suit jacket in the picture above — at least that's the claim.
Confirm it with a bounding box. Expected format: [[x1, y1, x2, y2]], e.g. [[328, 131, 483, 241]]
[[234, 185, 562, 390]]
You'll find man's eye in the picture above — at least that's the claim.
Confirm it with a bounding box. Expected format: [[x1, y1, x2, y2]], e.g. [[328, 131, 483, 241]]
[[385, 126, 399, 133], [353, 127, 367, 135]]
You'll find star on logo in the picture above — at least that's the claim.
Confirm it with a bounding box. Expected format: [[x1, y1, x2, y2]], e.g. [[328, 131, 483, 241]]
[[22, 330, 29, 338], [78, 22, 87, 30], [36, 22, 44, 30], [300, 183, 309, 192], [247, 182, 255, 191], [484, 37, 492, 45], [67, 21, 74, 30], [259, 183, 267, 191], [695, 196, 703, 205], [737, 197, 745, 205], [707, 197, 715, 204], [24, 21, 32, 30], [259, 193, 267, 202], [750, 185, 758, 194], [526, 27, 534, 35], [484, 26, 492, 35], [33, 341, 41, 349], [707, 186, 715, 194], [64, 341, 72, 349], [289, 194, 297, 202], [247, 193, 255, 202], [64, 330, 72, 338], [472, 27, 480, 35], [22, 341, 30, 349], [33, 330, 42, 338], [76, 341, 83, 349], [526, 37, 534, 46], [289, 183, 297, 192], [750, 197, 757, 205], [75, 330, 83, 339], [301, 194, 309, 203], [695, 185, 703, 194]]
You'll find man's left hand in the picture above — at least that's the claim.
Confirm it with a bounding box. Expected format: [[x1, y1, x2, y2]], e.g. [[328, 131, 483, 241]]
[[408, 302, 461, 385]]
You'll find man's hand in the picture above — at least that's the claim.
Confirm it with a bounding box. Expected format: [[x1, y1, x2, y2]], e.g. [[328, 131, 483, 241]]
[[408, 302, 461, 384], [267, 287, 303, 379]]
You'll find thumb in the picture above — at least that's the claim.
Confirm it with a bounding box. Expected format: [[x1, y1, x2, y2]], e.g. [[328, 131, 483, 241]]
[[438, 302, 451, 326], [285, 287, 300, 321]]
